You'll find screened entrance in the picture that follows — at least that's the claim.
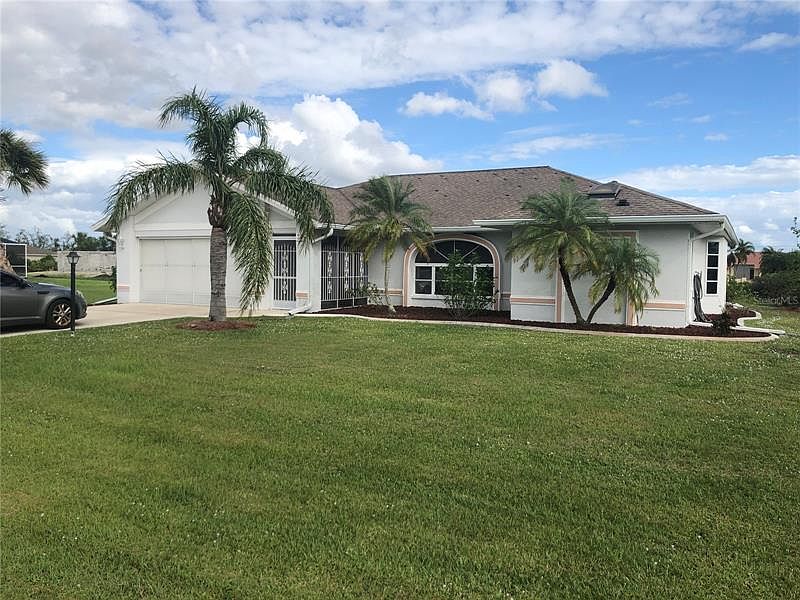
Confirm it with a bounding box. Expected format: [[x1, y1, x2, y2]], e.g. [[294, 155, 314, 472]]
[[321, 235, 368, 309]]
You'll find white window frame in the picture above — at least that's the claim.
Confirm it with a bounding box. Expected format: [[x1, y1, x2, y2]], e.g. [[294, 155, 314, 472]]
[[412, 262, 494, 298], [705, 240, 720, 296]]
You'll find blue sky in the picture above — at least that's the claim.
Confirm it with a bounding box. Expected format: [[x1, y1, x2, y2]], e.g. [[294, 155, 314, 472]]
[[1, 0, 798, 248]]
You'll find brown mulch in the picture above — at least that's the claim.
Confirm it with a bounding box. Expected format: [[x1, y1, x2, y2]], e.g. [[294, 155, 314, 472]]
[[176, 319, 257, 331], [322, 305, 770, 338]]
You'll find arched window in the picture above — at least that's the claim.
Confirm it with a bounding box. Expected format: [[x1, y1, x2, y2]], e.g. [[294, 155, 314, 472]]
[[413, 239, 494, 296]]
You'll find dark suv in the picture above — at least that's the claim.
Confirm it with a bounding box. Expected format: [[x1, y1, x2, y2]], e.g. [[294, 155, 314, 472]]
[[0, 270, 88, 329]]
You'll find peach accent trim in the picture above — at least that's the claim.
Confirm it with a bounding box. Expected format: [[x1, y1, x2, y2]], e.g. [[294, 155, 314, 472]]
[[117, 284, 130, 290], [510, 296, 556, 305], [295, 291, 309, 299], [643, 301, 686, 310], [403, 234, 502, 309]]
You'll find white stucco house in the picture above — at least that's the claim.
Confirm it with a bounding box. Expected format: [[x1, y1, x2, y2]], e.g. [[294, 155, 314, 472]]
[[95, 166, 737, 327]]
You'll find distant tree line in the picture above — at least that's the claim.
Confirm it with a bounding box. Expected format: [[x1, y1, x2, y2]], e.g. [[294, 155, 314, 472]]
[[5, 227, 115, 252]]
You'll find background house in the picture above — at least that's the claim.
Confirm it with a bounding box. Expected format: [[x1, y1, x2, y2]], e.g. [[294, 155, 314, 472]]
[[729, 252, 762, 281]]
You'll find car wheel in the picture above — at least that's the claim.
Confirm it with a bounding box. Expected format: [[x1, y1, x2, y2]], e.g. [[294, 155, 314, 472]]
[[46, 299, 72, 329]]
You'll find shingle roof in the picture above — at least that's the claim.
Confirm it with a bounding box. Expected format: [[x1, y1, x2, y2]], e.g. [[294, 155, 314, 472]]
[[323, 166, 716, 227]]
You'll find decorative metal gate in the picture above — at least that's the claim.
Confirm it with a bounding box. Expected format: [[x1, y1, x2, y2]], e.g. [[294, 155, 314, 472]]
[[273, 239, 296, 308], [321, 236, 368, 309]]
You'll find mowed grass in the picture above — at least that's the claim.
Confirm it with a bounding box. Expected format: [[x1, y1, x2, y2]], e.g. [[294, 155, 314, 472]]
[[30, 276, 114, 304], [1, 311, 798, 599]]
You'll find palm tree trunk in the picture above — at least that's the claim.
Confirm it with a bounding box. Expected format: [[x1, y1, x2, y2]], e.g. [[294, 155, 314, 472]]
[[586, 277, 616, 324], [209, 226, 227, 321], [384, 259, 395, 314], [558, 255, 585, 324]]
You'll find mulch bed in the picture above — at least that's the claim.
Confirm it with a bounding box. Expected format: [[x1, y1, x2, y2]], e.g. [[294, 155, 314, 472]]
[[177, 319, 257, 331], [322, 305, 770, 338]]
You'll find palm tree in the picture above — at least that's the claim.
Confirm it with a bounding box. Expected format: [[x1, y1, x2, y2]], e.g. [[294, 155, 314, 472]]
[[506, 181, 608, 324], [575, 236, 660, 324], [106, 89, 332, 321], [0, 129, 49, 195], [729, 239, 754, 265], [346, 176, 433, 313], [0, 129, 50, 271]]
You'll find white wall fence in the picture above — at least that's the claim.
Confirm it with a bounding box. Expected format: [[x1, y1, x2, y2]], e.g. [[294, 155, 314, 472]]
[[57, 251, 115, 274]]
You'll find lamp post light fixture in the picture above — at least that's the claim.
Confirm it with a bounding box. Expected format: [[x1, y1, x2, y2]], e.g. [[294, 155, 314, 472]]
[[67, 251, 80, 335]]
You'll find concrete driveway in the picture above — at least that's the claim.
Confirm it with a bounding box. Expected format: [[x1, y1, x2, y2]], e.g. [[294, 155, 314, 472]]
[[1, 304, 285, 337]]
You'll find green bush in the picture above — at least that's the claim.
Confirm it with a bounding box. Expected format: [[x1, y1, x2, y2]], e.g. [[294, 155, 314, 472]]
[[726, 276, 756, 305], [440, 251, 495, 319], [711, 310, 736, 336], [751, 270, 800, 306], [27, 254, 57, 272], [761, 250, 800, 274]]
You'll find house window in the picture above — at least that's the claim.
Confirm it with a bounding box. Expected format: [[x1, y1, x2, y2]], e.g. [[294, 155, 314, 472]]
[[413, 239, 494, 296], [706, 241, 720, 295]]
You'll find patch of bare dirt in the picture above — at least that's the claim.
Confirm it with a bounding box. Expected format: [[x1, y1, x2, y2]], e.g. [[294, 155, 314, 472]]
[[176, 319, 257, 331]]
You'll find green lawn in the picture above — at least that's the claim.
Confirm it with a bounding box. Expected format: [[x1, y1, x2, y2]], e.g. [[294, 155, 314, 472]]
[[29, 276, 115, 304], [2, 310, 798, 598]]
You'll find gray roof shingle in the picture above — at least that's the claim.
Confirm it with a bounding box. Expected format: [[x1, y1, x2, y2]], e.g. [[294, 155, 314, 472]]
[[323, 166, 715, 227]]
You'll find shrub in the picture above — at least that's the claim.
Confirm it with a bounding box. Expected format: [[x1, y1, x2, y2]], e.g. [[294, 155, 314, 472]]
[[726, 276, 756, 305], [109, 265, 117, 293], [751, 270, 800, 306], [350, 281, 388, 306], [711, 310, 736, 336], [440, 251, 495, 319], [27, 254, 57, 272]]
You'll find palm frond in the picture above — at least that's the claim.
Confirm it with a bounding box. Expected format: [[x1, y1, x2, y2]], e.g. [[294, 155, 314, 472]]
[[224, 102, 269, 142], [241, 163, 333, 244], [0, 129, 49, 194], [224, 190, 273, 312], [105, 156, 200, 230], [346, 176, 432, 260], [507, 180, 608, 274]]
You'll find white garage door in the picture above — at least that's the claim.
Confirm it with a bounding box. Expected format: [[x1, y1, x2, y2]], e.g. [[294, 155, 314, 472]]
[[140, 238, 213, 305]]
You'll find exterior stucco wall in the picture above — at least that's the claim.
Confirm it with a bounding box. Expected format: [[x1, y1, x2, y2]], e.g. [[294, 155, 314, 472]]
[[114, 188, 303, 311], [507, 224, 710, 327], [691, 235, 728, 316]]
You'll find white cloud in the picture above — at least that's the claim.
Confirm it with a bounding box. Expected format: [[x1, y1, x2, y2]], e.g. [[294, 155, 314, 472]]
[[0, 96, 439, 236], [272, 95, 441, 186], [673, 190, 800, 250], [649, 92, 691, 108], [13, 129, 43, 143], [704, 133, 729, 142], [614, 155, 800, 192], [739, 32, 800, 51], [534, 60, 607, 99], [690, 114, 711, 123], [402, 92, 491, 120], [492, 133, 621, 160], [627, 119, 644, 126], [2, 1, 790, 130], [471, 71, 533, 113]]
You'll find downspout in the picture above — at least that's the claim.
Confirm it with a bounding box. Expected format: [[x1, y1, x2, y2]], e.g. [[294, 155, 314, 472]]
[[287, 225, 335, 316]]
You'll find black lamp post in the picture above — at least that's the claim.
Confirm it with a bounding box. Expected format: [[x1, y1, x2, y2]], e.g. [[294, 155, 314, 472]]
[[67, 251, 79, 334]]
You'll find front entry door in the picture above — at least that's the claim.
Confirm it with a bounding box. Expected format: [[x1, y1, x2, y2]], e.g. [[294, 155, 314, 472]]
[[273, 239, 296, 309]]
